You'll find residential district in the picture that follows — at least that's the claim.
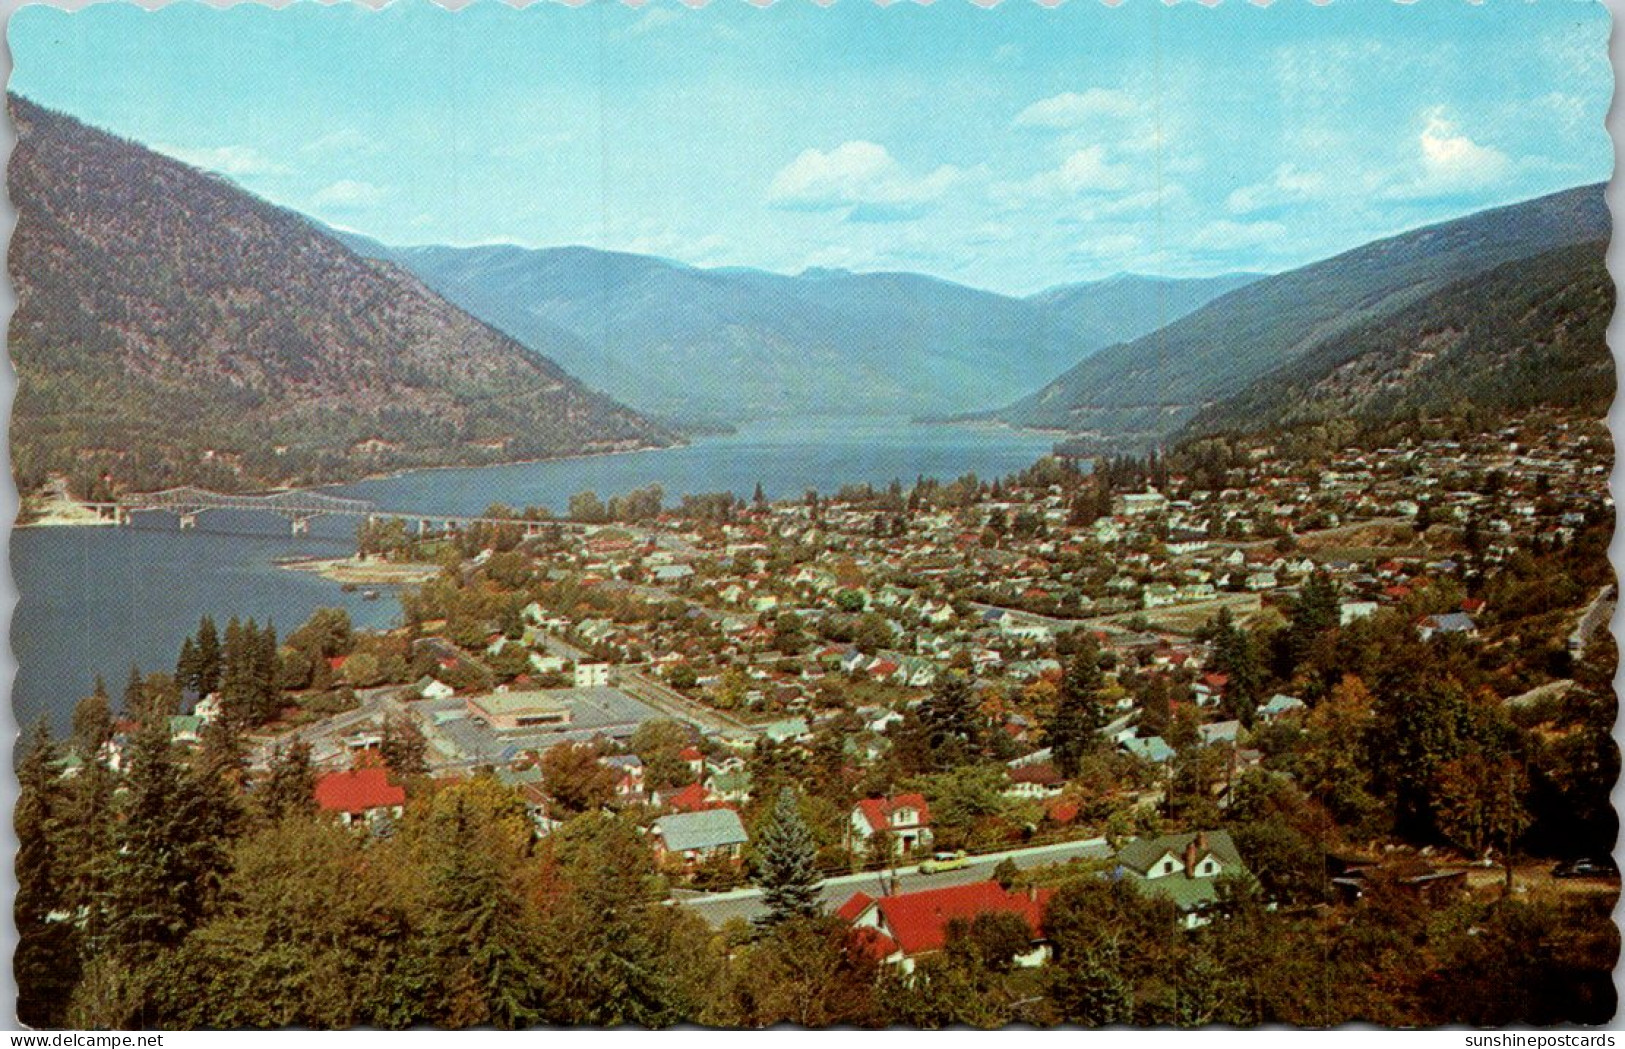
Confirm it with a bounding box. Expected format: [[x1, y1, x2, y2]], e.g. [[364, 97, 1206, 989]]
[[18, 410, 1619, 1028]]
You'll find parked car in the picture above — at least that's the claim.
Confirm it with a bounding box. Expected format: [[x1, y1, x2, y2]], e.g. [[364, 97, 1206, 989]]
[[1552, 857, 1619, 879], [919, 850, 969, 875]]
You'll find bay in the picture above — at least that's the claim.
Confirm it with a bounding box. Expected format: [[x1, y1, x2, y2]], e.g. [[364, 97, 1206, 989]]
[[10, 418, 1058, 731]]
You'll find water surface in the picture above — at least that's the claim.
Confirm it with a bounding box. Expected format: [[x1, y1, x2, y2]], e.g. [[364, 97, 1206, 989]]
[[12, 419, 1057, 731]]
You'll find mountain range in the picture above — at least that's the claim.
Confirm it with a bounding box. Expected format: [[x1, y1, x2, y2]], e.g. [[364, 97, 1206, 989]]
[[1185, 238, 1614, 437], [339, 234, 1259, 424], [990, 182, 1612, 448], [9, 92, 1612, 497], [8, 95, 675, 494]]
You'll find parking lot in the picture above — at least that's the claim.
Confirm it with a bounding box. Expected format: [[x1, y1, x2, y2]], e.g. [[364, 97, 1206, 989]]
[[412, 686, 667, 767]]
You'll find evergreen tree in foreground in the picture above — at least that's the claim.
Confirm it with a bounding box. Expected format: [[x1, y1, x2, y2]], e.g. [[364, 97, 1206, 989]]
[[259, 739, 318, 823], [753, 787, 822, 929], [106, 716, 235, 970], [16, 720, 80, 1028]]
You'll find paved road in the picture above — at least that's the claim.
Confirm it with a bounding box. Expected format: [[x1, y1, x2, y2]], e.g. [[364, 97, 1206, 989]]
[[675, 837, 1111, 927], [247, 685, 406, 771]]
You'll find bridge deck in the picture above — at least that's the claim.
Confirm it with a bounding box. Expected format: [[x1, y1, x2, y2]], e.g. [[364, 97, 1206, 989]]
[[104, 486, 591, 529]]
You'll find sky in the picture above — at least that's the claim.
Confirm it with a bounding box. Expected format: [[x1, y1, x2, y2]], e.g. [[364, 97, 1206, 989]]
[[9, 0, 1612, 295]]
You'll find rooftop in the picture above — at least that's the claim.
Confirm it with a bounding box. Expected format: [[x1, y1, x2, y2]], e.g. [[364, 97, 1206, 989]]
[[654, 808, 749, 852], [846, 880, 1052, 958], [314, 767, 405, 816], [467, 689, 573, 718]]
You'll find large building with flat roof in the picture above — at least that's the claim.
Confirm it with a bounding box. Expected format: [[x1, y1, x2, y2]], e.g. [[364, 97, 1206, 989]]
[[466, 690, 574, 732]]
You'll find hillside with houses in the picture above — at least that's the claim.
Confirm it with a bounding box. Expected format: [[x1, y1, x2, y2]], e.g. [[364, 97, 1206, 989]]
[[19, 405, 1618, 1028]]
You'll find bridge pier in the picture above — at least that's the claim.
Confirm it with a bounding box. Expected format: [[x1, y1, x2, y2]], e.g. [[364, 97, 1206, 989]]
[[178, 512, 198, 530], [290, 517, 311, 536]]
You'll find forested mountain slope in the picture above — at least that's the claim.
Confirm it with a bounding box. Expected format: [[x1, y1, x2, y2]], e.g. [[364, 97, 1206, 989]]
[[8, 95, 674, 494]]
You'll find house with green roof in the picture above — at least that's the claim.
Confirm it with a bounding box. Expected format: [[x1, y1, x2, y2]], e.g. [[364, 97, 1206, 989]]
[[167, 714, 203, 745], [1114, 830, 1249, 928]]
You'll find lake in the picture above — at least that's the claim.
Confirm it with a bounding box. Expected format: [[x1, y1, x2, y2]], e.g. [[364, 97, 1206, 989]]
[[10, 417, 1058, 731]]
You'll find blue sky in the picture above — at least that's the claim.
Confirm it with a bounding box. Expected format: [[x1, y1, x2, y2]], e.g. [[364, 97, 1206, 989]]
[[10, 1, 1611, 295]]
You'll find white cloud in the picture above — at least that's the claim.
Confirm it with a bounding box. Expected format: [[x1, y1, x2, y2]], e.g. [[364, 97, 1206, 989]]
[[1074, 232, 1141, 258], [1226, 164, 1329, 215], [1189, 219, 1287, 251], [1381, 108, 1513, 201], [1096, 183, 1191, 217], [152, 143, 288, 177], [312, 180, 387, 208], [1013, 89, 1137, 130], [966, 221, 1015, 246], [1000, 146, 1133, 201], [766, 141, 958, 215], [1418, 109, 1510, 186]]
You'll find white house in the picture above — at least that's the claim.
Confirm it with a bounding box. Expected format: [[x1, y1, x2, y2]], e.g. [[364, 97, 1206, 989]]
[[848, 794, 933, 855], [574, 662, 612, 688]]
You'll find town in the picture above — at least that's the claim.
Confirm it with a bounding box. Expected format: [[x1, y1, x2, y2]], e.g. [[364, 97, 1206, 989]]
[[19, 409, 1619, 1028]]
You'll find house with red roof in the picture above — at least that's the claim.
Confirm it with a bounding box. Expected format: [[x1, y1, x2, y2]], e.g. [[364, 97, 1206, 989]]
[[659, 781, 722, 814], [835, 880, 1054, 973], [314, 767, 406, 828], [848, 793, 933, 856], [1006, 763, 1064, 799]]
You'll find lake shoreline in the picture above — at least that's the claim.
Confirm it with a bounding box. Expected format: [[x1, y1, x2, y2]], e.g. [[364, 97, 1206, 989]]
[[16, 492, 119, 529], [14, 415, 1057, 731], [15, 437, 686, 530], [275, 555, 442, 587], [323, 437, 688, 492]]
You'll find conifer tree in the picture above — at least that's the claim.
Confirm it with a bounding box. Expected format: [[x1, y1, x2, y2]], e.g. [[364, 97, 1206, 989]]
[[106, 716, 233, 967], [220, 616, 248, 725], [1211, 608, 1263, 726], [175, 636, 200, 697], [252, 621, 281, 724], [221, 617, 279, 727], [71, 679, 114, 760], [59, 724, 118, 965], [919, 671, 980, 766], [1047, 639, 1106, 778], [15, 720, 80, 1028], [380, 712, 429, 777], [122, 663, 145, 720], [259, 739, 318, 823], [195, 615, 222, 695], [753, 787, 822, 929], [1285, 569, 1340, 674], [419, 795, 543, 1028]]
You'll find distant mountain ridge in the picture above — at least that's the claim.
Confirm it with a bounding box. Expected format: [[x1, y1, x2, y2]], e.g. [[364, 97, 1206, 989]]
[[339, 232, 1259, 423], [991, 183, 1611, 447], [1028, 271, 1262, 343], [7, 95, 674, 493], [1184, 238, 1615, 437]]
